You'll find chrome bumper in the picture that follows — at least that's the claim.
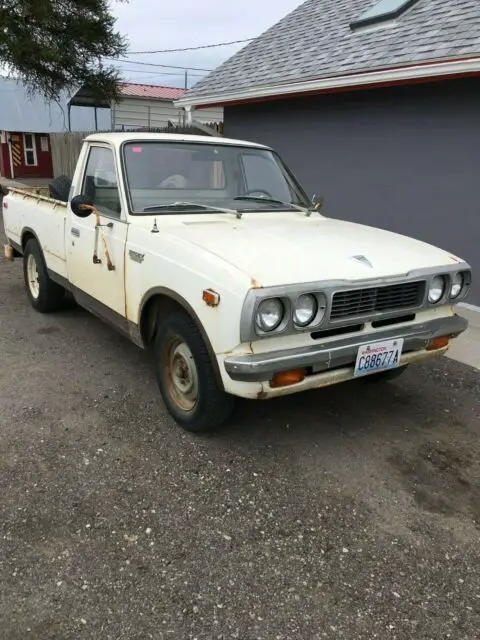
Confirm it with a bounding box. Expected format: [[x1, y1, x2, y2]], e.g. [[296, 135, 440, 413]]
[[224, 315, 468, 382]]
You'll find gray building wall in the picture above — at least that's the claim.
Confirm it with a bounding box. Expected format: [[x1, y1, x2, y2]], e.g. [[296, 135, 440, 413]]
[[224, 79, 480, 305]]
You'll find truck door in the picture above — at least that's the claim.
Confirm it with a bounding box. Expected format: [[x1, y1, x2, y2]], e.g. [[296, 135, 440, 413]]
[[66, 144, 128, 320]]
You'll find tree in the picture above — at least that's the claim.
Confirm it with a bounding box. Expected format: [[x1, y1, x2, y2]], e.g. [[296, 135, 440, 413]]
[[0, 0, 128, 102]]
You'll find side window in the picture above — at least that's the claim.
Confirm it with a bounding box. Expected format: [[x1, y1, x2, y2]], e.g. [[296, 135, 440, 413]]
[[241, 153, 291, 202], [82, 147, 121, 217]]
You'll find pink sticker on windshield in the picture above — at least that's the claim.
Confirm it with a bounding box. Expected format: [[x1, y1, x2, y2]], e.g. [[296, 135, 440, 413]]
[[132, 147, 143, 153]]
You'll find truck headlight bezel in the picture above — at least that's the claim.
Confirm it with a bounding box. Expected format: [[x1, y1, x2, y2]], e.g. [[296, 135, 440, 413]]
[[239, 263, 472, 343]]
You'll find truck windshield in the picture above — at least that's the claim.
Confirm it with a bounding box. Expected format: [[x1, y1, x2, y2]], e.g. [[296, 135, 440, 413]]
[[122, 141, 311, 214]]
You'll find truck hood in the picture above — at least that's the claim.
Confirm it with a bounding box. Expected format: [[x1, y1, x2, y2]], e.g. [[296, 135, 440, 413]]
[[139, 212, 463, 287]]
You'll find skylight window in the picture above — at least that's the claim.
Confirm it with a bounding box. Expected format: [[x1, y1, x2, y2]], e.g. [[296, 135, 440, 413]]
[[350, 0, 420, 30]]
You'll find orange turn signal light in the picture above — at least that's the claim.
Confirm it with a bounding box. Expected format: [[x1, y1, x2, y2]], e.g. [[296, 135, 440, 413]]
[[270, 369, 305, 388], [427, 335, 450, 351], [202, 288, 220, 307]]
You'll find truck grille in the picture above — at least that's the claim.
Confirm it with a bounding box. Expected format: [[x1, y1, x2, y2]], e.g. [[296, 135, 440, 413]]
[[330, 281, 426, 321]]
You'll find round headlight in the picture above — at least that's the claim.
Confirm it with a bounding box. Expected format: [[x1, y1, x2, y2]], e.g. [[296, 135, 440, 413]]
[[450, 272, 464, 299], [255, 298, 284, 332], [428, 276, 446, 303], [294, 294, 318, 327]]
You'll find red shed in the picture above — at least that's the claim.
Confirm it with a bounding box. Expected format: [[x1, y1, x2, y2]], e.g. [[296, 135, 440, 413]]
[[0, 130, 53, 180]]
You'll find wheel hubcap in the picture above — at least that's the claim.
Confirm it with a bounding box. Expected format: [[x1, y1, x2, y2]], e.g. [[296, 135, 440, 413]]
[[166, 340, 199, 412], [27, 254, 40, 299]]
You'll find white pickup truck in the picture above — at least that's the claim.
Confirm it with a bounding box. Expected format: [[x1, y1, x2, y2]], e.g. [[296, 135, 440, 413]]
[[2, 132, 471, 432]]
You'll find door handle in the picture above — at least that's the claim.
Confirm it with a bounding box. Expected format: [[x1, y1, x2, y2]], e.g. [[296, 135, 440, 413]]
[[71, 228, 80, 237]]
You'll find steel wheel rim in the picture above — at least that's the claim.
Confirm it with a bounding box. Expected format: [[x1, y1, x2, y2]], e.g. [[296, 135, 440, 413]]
[[27, 254, 40, 299], [165, 338, 199, 412]]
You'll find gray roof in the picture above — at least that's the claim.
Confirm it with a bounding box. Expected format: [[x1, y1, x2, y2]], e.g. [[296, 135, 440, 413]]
[[185, 0, 480, 102], [0, 77, 110, 133]]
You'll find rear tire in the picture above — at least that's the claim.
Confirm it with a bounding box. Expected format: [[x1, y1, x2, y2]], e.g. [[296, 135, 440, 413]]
[[23, 239, 65, 313], [154, 311, 235, 432]]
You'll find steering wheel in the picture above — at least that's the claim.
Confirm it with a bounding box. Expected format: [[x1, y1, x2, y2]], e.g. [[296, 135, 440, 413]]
[[243, 189, 274, 199], [157, 174, 189, 188]]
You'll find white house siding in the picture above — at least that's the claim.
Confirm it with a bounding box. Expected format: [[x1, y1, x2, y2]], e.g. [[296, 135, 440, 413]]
[[194, 106, 224, 124], [113, 98, 224, 130], [113, 98, 182, 129]]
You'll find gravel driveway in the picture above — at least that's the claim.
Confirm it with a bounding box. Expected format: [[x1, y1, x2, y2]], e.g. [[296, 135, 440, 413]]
[[1, 218, 480, 639]]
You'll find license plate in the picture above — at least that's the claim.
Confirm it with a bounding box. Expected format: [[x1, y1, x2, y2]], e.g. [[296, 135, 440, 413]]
[[354, 338, 404, 377]]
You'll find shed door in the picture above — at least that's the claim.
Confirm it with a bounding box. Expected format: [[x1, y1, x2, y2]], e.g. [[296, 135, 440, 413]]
[[10, 134, 23, 173]]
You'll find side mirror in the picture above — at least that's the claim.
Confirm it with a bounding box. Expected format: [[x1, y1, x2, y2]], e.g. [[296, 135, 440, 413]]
[[312, 194, 324, 210], [70, 194, 94, 218]]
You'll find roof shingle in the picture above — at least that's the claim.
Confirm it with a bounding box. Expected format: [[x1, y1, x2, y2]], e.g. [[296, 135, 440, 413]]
[[185, 0, 480, 102], [119, 83, 185, 100]]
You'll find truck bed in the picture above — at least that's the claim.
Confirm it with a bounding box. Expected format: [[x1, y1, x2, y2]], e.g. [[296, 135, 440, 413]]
[[3, 188, 68, 279]]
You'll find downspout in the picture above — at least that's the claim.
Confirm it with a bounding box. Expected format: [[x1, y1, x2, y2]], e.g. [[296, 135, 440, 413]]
[[110, 101, 116, 131], [7, 134, 15, 180]]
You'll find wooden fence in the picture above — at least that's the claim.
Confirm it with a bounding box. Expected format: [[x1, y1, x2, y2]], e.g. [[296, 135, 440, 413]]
[[50, 123, 224, 179], [50, 132, 87, 179]]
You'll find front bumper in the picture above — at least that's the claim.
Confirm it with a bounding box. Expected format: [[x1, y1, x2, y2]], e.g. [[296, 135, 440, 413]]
[[224, 314, 468, 382]]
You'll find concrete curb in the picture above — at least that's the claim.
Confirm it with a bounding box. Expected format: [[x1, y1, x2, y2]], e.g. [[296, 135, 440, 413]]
[[446, 303, 480, 370], [458, 303, 480, 329]]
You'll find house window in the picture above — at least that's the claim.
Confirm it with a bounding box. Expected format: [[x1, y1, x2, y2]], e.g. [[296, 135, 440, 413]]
[[23, 133, 38, 166], [350, 0, 420, 30]]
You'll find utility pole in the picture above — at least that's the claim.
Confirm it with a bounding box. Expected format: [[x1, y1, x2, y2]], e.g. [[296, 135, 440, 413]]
[[184, 69, 188, 90]]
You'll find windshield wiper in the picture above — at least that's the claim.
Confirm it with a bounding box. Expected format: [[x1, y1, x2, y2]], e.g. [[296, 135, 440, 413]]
[[233, 195, 308, 212], [143, 201, 245, 219], [143, 201, 238, 213]]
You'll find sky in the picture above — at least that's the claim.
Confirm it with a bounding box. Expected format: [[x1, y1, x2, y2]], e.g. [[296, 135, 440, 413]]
[[110, 0, 302, 89]]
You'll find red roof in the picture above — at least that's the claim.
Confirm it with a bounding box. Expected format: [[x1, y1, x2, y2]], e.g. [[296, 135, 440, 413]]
[[119, 83, 185, 101]]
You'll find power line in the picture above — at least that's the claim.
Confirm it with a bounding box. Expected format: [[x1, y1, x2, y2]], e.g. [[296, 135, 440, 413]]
[[111, 58, 213, 72], [117, 68, 206, 78], [128, 38, 253, 55]]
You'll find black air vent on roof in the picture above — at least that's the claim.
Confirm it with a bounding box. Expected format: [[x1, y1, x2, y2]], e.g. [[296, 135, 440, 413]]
[[350, 0, 420, 30]]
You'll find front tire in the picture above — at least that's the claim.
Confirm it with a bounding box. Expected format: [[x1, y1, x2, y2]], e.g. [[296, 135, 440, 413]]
[[154, 311, 235, 432], [23, 239, 65, 313]]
